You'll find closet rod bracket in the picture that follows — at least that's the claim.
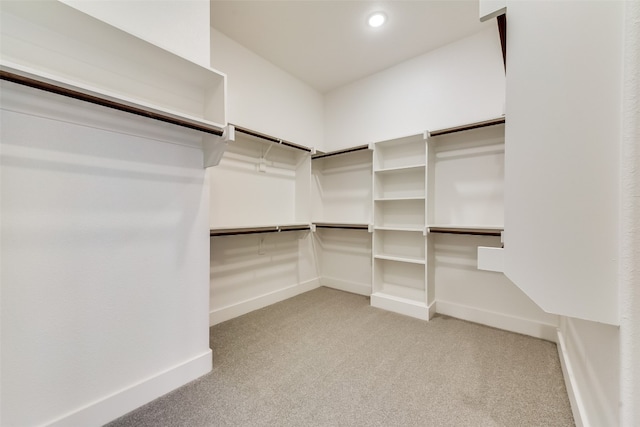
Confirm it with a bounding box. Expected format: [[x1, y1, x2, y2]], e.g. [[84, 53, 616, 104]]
[[204, 124, 235, 168]]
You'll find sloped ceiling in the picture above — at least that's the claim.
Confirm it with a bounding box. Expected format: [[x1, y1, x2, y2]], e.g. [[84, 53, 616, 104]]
[[210, 1, 493, 93]]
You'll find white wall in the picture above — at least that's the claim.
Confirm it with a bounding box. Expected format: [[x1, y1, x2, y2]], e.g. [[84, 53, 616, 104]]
[[620, 2, 640, 425], [503, 0, 621, 326], [324, 26, 505, 151], [501, 1, 635, 425], [60, 0, 210, 66], [1, 82, 211, 426], [434, 234, 558, 341], [211, 28, 324, 150], [209, 232, 319, 325], [1, 2, 214, 425], [206, 26, 325, 323]]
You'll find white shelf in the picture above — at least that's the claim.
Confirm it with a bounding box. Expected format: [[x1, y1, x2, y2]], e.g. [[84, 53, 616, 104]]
[[374, 254, 426, 265], [477, 247, 504, 272], [0, 1, 226, 127], [374, 164, 426, 174], [373, 133, 426, 171], [374, 197, 425, 202]]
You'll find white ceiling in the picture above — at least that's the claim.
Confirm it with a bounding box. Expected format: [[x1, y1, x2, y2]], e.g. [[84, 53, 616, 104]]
[[210, 1, 493, 93]]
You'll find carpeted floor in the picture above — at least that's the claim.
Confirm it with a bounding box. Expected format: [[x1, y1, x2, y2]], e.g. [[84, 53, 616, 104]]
[[107, 287, 574, 426]]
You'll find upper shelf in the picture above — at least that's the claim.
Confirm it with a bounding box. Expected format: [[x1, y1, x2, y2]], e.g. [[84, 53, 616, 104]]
[[0, 1, 226, 131]]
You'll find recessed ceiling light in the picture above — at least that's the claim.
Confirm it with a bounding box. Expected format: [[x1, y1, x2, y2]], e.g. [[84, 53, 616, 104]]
[[367, 12, 387, 28]]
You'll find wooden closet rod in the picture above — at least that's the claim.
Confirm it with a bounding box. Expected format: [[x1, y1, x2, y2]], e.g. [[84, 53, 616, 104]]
[[312, 145, 370, 160], [210, 225, 311, 237], [0, 70, 224, 136], [429, 117, 505, 138], [233, 125, 312, 153], [429, 227, 502, 237], [314, 223, 369, 230]]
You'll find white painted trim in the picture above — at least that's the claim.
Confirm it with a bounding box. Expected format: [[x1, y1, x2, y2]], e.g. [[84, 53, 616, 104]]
[[435, 300, 558, 342], [558, 318, 618, 427], [209, 278, 321, 326], [46, 350, 212, 427], [557, 328, 586, 427], [320, 276, 371, 296], [370, 292, 433, 321]]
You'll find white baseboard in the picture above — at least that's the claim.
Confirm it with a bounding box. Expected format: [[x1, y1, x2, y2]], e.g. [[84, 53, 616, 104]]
[[435, 300, 558, 342], [209, 278, 321, 326], [557, 328, 586, 427], [370, 292, 434, 321], [47, 350, 212, 427], [556, 318, 619, 427], [320, 276, 371, 296]]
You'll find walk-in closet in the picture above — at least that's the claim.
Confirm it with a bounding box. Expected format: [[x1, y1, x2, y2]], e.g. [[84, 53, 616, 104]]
[[2, 1, 636, 426]]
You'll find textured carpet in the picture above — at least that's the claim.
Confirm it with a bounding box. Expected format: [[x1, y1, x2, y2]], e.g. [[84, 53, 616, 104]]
[[107, 287, 574, 426]]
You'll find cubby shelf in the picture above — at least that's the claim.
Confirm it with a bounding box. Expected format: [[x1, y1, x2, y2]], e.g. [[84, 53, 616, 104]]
[[374, 164, 426, 174], [374, 197, 425, 202], [374, 254, 426, 264]]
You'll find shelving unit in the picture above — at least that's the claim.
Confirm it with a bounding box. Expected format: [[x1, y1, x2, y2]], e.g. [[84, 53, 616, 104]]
[[371, 133, 432, 320]]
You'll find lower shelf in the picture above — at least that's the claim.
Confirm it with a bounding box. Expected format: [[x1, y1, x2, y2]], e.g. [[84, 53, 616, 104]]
[[370, 292, 434, 321]]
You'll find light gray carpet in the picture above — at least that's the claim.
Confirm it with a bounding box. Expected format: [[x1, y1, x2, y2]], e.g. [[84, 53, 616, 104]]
[[107, 287, 574, 426]]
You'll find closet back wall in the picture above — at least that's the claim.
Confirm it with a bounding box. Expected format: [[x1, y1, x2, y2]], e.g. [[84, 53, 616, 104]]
[[210, 28, 324, 151], [324, 26, 505, 150]]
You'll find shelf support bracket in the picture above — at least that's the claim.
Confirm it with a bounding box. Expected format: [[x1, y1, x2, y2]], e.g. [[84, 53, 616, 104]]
[[203, 124, 235, 168]]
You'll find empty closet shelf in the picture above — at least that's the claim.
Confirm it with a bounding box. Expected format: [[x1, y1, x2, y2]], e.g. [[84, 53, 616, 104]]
[[428, 225, 503, 236], [210, 224, 311, 237], [374, 254, 426, 264]]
